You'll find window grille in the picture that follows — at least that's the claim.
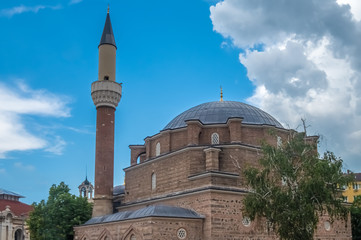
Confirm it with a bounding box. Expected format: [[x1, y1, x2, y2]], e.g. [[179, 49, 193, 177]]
[[211, 133, 219, 144], [177, 228, 187, 239]]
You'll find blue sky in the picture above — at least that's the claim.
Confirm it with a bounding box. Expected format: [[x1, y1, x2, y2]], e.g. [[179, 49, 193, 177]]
[[1, 0, 361, 204]]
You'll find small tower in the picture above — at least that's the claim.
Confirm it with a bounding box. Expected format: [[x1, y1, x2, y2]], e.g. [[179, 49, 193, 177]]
[[78, 177, 94, 201], [91, 8, 122, 217]]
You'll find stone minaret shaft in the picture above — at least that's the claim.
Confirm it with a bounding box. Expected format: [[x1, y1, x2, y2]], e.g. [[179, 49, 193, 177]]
[[91, 10, 121, 217]]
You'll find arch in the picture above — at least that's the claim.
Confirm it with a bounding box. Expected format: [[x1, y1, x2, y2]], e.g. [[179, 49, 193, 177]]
[[80, 233, 91, 240], [136, 152, 146, 164], [6, 212, 13, 220], [97, 228, 113, 240], [155, 142, 160, 156], [14, 229, 23, 240], [211, 132, 219, 144], [151, 173, 156, 190], [121, 225, 143, 240]]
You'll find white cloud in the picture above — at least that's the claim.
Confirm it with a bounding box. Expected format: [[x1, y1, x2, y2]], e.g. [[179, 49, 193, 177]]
[[45, 136, 67, 155], [14, 162, 35, 171], [0, 81, 70, 158], [0, 4, 61, 18], [337, 0, 361, 21], [210, 0, 361, 171]]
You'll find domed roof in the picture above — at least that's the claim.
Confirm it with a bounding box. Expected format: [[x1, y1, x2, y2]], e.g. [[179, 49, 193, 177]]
[[163, 101, 283, 130]]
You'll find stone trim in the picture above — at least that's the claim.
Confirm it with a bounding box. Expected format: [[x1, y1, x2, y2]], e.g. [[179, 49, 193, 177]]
[[117, 186, 248, 210], [91, 80, 122, 108], [188, 171, 239, 180], [124, 143, 261, 171]]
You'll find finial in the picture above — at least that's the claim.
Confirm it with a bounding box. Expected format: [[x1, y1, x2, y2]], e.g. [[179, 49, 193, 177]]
[[107, 4, 109, 14], [220, 86, 223, 102]]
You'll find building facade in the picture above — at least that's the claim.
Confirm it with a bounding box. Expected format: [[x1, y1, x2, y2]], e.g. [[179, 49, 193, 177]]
[[73, 10, 352, 240], [0, 189, 33, 240], [342, 172, 361, 203]]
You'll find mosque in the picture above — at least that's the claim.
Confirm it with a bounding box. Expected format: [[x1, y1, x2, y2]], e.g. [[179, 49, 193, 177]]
[[73, 10, 352, 240]]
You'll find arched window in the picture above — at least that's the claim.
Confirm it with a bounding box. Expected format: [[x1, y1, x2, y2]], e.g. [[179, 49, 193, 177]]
[[211, 133, 219, 144], [155, 142, 161, 156], [151, 173, 156, 190], [277, 135, 282, 148]]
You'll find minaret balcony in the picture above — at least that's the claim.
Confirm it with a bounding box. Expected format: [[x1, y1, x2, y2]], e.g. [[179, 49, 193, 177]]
[[91, 80, 122, 109]]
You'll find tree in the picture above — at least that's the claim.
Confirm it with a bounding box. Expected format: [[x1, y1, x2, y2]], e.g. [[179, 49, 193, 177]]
[[27, 182, 92, 240], [243, 132, 352, 240], [351, 196, 361, 240]]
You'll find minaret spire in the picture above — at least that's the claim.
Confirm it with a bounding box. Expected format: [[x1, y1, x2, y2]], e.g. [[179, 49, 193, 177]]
[[99, 7, 116, 49]]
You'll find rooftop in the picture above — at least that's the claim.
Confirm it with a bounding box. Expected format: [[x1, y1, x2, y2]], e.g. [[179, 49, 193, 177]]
[[164, 101, 284, 130], [84, 205, 204, 225], [0, 188, 24, 198]]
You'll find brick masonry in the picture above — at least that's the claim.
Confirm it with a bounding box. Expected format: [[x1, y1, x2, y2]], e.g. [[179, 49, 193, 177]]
[[74, 120, 352, 239]]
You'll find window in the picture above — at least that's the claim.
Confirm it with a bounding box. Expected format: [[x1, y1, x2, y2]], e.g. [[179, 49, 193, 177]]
[[353, 183, 360, 190], [151, 173, 156, 190], [130, 235, 136, 240], [343, 196, 348, 202], [242, 216, 251, 227], [211, 133, 219, 144], [156, 142, 160, 156], [277, 136, 282, 148], [324, 221, 331, 231], [104, 76, 109, 80], [177, 228, 187, 239]]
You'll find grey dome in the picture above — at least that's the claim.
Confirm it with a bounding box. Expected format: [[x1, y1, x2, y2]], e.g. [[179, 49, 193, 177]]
[[163, 101, 283, 130]]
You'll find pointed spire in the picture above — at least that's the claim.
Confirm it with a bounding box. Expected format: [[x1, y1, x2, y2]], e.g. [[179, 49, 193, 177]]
[[220, 86, 223, 102], [99, 6, 116, 48]]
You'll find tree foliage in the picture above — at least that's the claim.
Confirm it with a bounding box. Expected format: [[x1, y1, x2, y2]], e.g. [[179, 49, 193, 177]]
[[27, 182, 92, 240], [243, 132, 352, 240], [351, 196, 361, 240]]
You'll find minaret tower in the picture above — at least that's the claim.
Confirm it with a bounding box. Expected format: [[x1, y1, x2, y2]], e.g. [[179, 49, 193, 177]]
[[91, 8, 121, 217]]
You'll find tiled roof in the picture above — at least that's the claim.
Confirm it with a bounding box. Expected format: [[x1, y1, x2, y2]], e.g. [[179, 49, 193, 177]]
[[84, 205, 204, 225], [0, 199, 33, 216], [163, 101, 284, 130]]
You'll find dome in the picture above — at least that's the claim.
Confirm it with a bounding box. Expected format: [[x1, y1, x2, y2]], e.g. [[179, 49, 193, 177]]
[[163, 101, 283, 130]]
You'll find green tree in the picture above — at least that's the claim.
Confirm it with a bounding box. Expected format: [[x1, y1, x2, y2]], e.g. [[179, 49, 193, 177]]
[[243, 132, 352, 240], [27, 182, 92, 240], [351, 196, 361, 240]]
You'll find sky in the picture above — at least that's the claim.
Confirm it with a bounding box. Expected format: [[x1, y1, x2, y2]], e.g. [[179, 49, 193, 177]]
[[0, 0, 360, 204]]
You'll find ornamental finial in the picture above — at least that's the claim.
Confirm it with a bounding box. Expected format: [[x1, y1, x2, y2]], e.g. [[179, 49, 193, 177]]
[[220, 86, 223, 102], [107, 4, 109, 14]]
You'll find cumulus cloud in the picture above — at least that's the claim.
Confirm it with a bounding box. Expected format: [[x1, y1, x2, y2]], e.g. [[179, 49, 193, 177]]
[[0, 81, 70, 158], [210, 0, 361, 171], [0, 4, 61, 18]]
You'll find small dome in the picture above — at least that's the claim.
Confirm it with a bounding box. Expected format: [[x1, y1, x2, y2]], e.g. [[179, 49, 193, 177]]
[[163, 101, 283, 130]]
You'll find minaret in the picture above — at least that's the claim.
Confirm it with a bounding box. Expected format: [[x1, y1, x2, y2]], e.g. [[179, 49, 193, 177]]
[[91, 8, 121, 217]]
